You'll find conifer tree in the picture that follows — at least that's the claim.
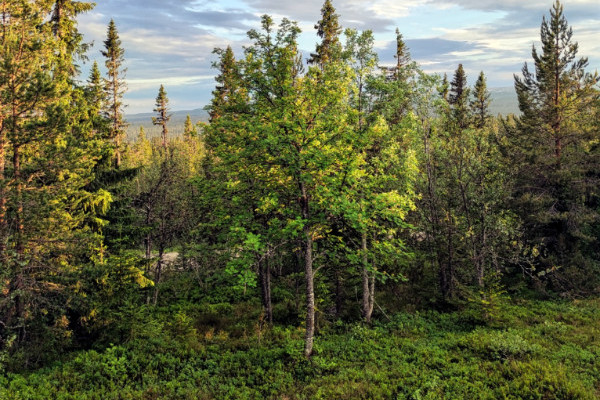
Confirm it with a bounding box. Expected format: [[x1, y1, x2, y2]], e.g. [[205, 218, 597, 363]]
[[152, 85, 171, 148], [184, 114, 197, 139], [439, 73, 449, 102], [449, 64, 470, 129], [208, 45, 242, 124], [85, 61, 109, 137], [470, 71, 491, 129], [101, 19, 127, 168], [51, 0, 93, 77], [394, 28, 411, 80], [308, 0, 342, 67], [0, 0, 114, 363], [508, 0, 600, 291]]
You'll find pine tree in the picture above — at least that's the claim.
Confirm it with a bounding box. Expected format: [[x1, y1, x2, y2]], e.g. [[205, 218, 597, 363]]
[[470, 71, 491, 129], [508, 0, 600, 292], [308, 0, 342, 67], [152, 85, 171, 148], [101, 19, 127, 168]]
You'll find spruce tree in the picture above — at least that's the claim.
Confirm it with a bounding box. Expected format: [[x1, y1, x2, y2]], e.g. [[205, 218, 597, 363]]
[[308, 0, 342, 67], [208, 45, 242, 124], [152, 85, 171, 148], [439, 73, 449, 102], [470, 71, 491, 129], [85, 61, 109, 136], [449, 64, 470, 129], [0, 0, 115, 363], [184, 114, 197, 139], [51, 0, 93, 77], [101, 19, 127, 168], [394, 28, 411, 80]]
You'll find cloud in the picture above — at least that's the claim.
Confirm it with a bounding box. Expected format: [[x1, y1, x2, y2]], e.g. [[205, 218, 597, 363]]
[[127, 75, 215, 92], [77, 0, 600, 113]]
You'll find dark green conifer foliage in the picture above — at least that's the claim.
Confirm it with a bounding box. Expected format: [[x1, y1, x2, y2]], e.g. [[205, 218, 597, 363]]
[[0, 1, 117, 367], [470, 71, 491, 129], [394, 28, 411, 80], [449, 64, 470, 129], [208, 45, 243, 124], [101, 19, 127, 168], [308, 0, 342, 67], [439, 73, 449, 101], [152, 85, 171, 148], [508, 0, 600, 292], [184, 114, 197, 139], [449, 64, 467, 105], [85, 61, 109, 137], [51, 0, 93, 77]]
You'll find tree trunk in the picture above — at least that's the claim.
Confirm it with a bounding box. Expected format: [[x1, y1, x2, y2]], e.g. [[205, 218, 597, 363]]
[[334, 268, 342, 318], [0, 116, 6, 260], [13, 143, 23, 256], [144, 207, 151, 272], [152, 246, 164, 306], [161, 124, 168, 149], [260, 258, 273, 325], [368, 271, 375, 321], [300, 181, 315, 357], [303, 229, 314, 357], [361, 231, 373, 323]]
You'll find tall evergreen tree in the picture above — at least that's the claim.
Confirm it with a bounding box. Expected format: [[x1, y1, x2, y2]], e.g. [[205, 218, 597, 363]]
[[152, 85, 171, 148], [470, 71, 491, 129], [101, 19, 127, 168], [208, 45, 243, 124], [51, 0, 93, 77], [508, 0, 600, 292], [308, 0, 342, 67], [439, 73, 449, 102], [393, 28, 411, 80], [184, 114, 197, 139], [0, 0, 114, 364], [449, 64, 470, 129]]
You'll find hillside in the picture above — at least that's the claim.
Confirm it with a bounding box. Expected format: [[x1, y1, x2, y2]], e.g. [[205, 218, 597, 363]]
[[125, 88, 519, 140], [488, 87, 520, 116], [125, 108, 209, 139]]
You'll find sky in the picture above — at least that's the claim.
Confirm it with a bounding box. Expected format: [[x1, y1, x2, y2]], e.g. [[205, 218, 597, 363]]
[[77, 0, 600, 114]]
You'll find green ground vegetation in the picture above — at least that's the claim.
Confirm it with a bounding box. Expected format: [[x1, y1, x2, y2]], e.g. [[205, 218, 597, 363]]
[[2, 293, 599, 399]]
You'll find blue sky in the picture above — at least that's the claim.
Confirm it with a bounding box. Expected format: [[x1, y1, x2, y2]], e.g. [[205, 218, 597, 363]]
[[77, 0, 600, 113]]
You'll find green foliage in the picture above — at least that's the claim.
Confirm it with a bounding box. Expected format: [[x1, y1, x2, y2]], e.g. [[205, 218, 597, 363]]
[[506, 0, 600, 293], [2, 298, 598, 399]]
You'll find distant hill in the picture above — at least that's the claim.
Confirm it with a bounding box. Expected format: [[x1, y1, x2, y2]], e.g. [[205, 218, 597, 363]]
[[125, 88, 519, 140], [125, 108, 209, 140], [489, 87, 519, 116]]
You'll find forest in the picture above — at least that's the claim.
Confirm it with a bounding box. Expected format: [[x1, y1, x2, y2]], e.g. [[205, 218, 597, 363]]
[[0, 0, 599, 398]]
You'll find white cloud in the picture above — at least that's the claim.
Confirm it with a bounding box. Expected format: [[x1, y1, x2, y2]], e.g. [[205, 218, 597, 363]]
[[127, 75, 215, 92]]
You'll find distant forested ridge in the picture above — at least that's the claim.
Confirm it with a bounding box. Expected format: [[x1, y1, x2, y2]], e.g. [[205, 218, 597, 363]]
[[0, 2, 598, 393], [124, 88, 519, 140]]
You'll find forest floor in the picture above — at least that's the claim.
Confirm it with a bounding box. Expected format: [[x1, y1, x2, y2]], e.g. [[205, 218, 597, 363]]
[[2, 296, 599, 399]]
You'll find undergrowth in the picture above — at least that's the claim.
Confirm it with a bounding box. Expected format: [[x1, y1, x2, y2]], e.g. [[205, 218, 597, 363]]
[[2, 299, 599, 399]]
